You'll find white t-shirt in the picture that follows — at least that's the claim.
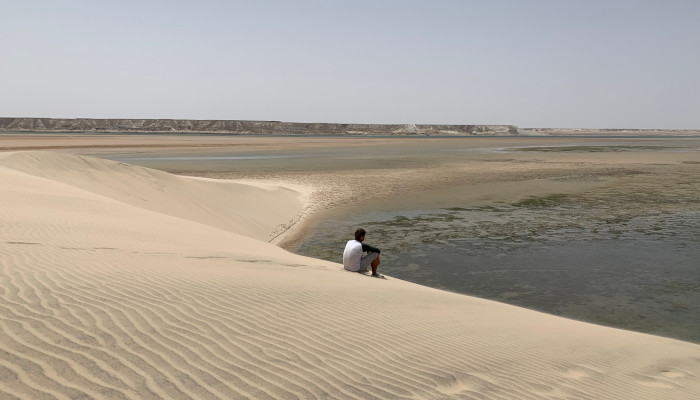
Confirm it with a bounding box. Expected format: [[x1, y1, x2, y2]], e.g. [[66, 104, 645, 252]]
[[343, 240, 364, 272]]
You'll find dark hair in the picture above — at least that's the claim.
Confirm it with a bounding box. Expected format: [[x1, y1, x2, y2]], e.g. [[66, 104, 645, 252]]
[[354, 228, 366, 241]]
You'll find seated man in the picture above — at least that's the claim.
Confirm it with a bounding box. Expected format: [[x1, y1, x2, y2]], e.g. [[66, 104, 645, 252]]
[[343, 228, 382, 277]]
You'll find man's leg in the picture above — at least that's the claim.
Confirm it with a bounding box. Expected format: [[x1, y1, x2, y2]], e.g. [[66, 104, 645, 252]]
[[360, 252, 377, 274], [371, 254, 381, 276]]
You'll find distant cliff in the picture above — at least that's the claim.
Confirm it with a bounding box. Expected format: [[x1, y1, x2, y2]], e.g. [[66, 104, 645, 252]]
[[518, 128, 700, 136], [0, 118, 518, 136]]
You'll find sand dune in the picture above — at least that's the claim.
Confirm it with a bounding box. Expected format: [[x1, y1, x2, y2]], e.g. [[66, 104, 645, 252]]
[[1, 151, 699, 399]]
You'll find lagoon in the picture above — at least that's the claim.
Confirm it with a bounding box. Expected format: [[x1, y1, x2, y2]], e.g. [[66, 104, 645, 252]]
[[29, 134, 698, 343]]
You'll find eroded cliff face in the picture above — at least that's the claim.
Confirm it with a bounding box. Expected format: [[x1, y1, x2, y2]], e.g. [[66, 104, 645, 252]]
[[0, 118, 518, 135]]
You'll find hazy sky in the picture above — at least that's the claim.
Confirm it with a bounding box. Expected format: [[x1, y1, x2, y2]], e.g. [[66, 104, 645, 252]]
[[2, 1, 699, 128]]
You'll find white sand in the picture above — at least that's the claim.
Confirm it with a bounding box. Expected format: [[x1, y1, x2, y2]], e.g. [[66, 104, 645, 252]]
[[1, 151, 699, 399]]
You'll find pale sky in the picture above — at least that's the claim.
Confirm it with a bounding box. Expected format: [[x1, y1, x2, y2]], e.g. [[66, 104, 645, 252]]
[[1, 0, 699, 128]]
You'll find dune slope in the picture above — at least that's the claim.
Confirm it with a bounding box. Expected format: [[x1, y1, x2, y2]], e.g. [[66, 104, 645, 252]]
[[0, 151, 304, 243], [1, 151, 699, 400]]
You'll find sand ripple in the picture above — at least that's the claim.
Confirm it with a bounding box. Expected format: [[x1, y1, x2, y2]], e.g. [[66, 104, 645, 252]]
[[2, 151, 700, 399]]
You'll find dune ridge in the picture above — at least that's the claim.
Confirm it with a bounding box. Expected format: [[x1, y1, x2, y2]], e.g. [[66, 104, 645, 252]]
[[0, 151, 307, 244], [1, 151, 699, 399]]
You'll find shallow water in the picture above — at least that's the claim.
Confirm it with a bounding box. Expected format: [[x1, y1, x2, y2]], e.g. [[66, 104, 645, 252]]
[[87, 136, 700, 343], [298, 208, 700, 343]]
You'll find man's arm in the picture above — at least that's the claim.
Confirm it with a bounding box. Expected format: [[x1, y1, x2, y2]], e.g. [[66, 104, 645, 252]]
[[361, 243, 381, 254]]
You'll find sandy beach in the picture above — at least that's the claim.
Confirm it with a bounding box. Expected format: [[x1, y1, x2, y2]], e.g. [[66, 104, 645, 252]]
[[2, 134, 700, 399]]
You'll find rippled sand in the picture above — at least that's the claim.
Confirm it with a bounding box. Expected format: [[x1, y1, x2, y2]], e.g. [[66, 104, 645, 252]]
[[2, 135, 700, 399]]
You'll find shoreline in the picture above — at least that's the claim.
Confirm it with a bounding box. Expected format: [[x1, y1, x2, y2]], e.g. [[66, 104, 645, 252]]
[[99, 135, 698, 344], [2, 140, 700, 399], [3, 134, 699, 249]]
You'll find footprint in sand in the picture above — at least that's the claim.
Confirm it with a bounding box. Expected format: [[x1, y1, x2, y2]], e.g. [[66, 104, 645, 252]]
[[560, 365, 598, 380], [635, 377, 675, 389], [634, 368, 691, 389], [660, 370, 686, 379]]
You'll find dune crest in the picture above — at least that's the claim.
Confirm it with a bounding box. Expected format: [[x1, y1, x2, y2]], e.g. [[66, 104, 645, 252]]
[[0, 151, 305, 243], [1, 151, 699, 399]]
